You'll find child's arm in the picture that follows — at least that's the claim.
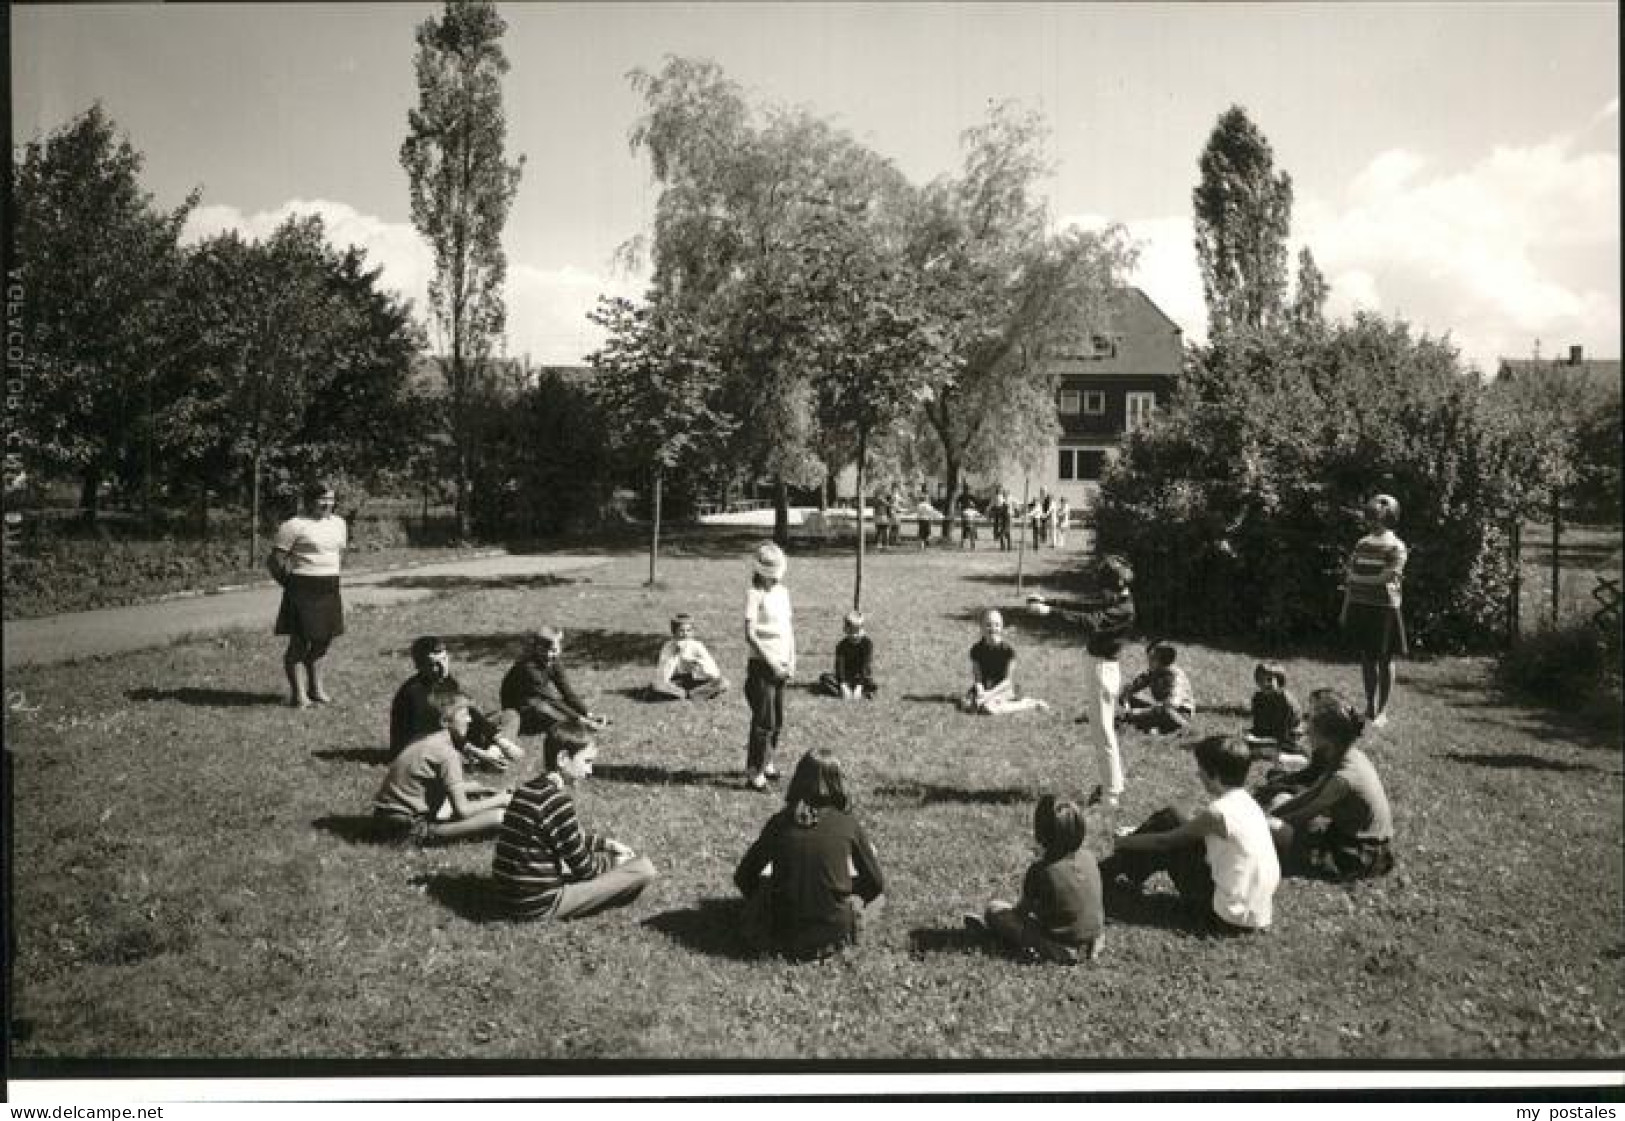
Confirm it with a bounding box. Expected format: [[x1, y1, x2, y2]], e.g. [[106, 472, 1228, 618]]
[[733, 820, 776, 896], [444, 778, 512, 821], [1272, 772, 1350, 826], [850, 825, 886, 903], [1112, 808, 1223, 854], [387, 684, 413, 755], [544, 794, 614, 881], [694, 641, 722, 680], [650, 641, 685, 697]]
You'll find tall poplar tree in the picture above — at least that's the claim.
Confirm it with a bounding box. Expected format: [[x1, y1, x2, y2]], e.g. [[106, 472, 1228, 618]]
[[1290, 246, 1330, 333], [1192, 105, 1294, 339], [400, 0, 524, 539]]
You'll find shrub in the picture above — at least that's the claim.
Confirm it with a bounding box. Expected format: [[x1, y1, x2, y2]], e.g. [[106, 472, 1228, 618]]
[[1095, 315, 1547, 651], [1495, 618, 1623, 712]]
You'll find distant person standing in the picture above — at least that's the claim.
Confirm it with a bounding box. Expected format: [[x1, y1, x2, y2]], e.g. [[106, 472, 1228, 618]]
[[1038, 489, 1054, 548], [957, 492, 979, 550], [990, 488, 1012, 552], [1053, 496, 1071, 549], [269, 480, 347, 709]]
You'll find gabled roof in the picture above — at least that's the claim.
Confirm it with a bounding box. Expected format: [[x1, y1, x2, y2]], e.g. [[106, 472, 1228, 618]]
[[1496, 356, 1622, 402]]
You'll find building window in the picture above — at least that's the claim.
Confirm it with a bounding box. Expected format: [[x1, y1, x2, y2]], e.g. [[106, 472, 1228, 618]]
[[1058, 448, 1076, 480], [1057, 390, 1081, 415], [1090, 334, 1118, 358], [1082, 390, 1106, 415], [1077, 450, 1107, 480], [1125, 391, 1157, 432]]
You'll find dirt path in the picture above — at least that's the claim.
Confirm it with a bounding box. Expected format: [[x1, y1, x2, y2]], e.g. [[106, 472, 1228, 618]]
[[2, 553, 612, 668]]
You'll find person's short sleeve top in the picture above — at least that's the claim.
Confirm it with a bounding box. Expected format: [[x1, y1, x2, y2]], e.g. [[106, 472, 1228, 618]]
[[1328, 747, 1395, 843], [373, 731, 467, 818], [1203, 787, 1281, 930], [970, 638, 1016, 687], [1346, 530, 1407, 607], [746, 584, 795, 667], [273, 514, 348, 576]]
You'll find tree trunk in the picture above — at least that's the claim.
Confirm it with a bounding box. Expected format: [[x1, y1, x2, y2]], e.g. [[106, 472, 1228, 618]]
[[773, 476, 790, 548], [1550, 496, 1562, 627], [78, 468, 101, 524], [853, 427, 868, 611], [648, 464, 663, 587], [1015, 473, 1030, 596], [454, 443, 471, 543], [943, 460, 962, 543], [249, 447, 262, 568], [1507, 517, 1522, 643], [195, 482, 210, 541]]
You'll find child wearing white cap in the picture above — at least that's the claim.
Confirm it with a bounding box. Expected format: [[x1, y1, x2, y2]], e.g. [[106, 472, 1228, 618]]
[[743, 542, 795, 790]]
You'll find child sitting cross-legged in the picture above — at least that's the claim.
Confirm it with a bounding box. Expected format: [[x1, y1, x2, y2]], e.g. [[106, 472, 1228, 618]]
[[1264, 687, 1395, 881], [965, 794, 1105, 964], [734, 748, 886, 961], [499, 626, 609, 738], [372, 683, 513, 843], [1098, 734, 1280, 934], [817, 610, 878, 700], [1243, 661, 1305, 761], [491, 723, 659, 922], [388, 635, 523, 768], [958, 609, 1049, 715], [650, 613, 730, 701], [1117, 641, 1195, 735]]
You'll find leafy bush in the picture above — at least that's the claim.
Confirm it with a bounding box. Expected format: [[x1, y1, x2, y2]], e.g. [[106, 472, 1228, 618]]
[[1095, 315, 1548, 651], [1495, 618, 1623, 712]]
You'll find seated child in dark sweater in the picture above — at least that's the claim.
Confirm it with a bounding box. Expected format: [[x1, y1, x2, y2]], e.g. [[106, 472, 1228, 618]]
[[388, 635, 522, 768], [499, 626, 609, 736], [1244, 661, 1304, 758], [818, 611, 878, 700], [966, 794, 1104, 964]]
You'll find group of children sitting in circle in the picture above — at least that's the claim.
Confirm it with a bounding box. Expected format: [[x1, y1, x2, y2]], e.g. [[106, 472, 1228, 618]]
[[364, 530, 1396, 964]]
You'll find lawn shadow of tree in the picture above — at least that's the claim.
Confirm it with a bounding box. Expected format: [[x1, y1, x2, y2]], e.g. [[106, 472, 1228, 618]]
[[374, 573, 578, 592], [433, 627, 662, 670], [312, 814, 411, 846], [312, 747, 390, 765], [898, 692, 960, 706], [126, 687, 287, 708], [1443, 750, 1606, 774], [873, 780, 1033, 807], [642, 896, 758, 961], [593, 761, 742, 790], [417, 871, 511, 923], [906, 925, 984, 958]]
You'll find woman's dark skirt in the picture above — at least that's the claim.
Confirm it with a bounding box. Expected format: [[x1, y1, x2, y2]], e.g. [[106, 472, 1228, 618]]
[[1344, 602, 1407, 658], [275, 573, 345, 646]]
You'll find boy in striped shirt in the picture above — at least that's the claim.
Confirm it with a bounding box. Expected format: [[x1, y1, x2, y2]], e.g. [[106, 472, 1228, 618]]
[[1338, 494, 1408, 728], [492, 724, 658, 922]]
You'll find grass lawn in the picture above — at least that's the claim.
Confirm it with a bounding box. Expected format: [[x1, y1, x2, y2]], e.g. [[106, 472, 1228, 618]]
[[6, 537, 1623, 1063]]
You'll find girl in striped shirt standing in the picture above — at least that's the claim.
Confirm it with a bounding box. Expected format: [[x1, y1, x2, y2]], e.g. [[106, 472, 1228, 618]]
[[1338, 494, 1408, 728], [492, 724, 658, 922]]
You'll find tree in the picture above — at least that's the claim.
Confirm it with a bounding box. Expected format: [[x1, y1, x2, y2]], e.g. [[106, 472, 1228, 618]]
[[400, 0, 524, 540], [1193, 105, 1294, 339], [11, 103, 197, 520], [588, 295, 734, 584], [1290, 246, 1330, 333], [911, 104, 1131, 530]]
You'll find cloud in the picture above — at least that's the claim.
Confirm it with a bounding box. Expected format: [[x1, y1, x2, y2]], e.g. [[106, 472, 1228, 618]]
[[1068, 109, 1620, 373], [182, 199, 646, 364]]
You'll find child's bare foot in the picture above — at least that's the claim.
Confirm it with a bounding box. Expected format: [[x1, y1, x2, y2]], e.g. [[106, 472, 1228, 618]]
[[289, 693, 311, 709]]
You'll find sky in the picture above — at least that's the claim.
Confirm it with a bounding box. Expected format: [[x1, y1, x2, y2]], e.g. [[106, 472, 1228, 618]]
[[11, 1, 1621, 375]]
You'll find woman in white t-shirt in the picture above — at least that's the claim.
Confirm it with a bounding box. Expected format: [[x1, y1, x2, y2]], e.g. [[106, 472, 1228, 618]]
[[743, 542, 794, 791], [1098, 734, 1281, 933], [269, 480, 348, 708]]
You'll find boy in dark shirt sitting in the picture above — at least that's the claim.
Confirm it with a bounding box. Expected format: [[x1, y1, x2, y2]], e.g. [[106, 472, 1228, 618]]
[[818, 610, 879, 700], [388, 636, 521, 768], [499, 626, 609, 738]]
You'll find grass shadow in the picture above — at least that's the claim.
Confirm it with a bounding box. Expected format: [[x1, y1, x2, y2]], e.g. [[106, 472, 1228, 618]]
[[1100, 883, 1217, 938], [433, 627, 661, 671], [898, 692, 958, 706], [873, 780, 1033, 807], [126, 687, 286, 708], [1443, 750, 1605, 774], [312, 747, 390, 765], [592, 761, 741, 790], [906, 925, 983, 958], [641, 896, 758, 961], [417, 871, 510, 923], [374, 573, 577, 592], [311, 814, 410, 846]]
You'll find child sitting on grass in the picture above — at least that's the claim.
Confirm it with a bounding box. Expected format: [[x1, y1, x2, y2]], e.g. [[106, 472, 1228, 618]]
[[958, 609, 1049, 715], [499, 626, 610, 737], [651, 613, 730, 701], [372, 684, 512, 843], [491, 723, 659, 922], [817, 610, 878, 700], [1098, 734, 1280, 934], [1265, 687, 1396, 880], [965, 794, 1104, 964], [734, 748, 886, 961], [388, 636, 522, 768], [1117, 641, 1195, 734], [1243, 661, 1304, 759]]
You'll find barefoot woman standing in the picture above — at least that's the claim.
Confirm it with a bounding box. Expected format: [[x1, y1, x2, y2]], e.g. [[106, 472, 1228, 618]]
[[270, 480, 347, 708]]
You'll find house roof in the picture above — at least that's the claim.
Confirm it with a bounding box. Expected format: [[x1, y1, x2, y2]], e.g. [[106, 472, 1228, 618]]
[[1496, 356, 1622, 402]]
